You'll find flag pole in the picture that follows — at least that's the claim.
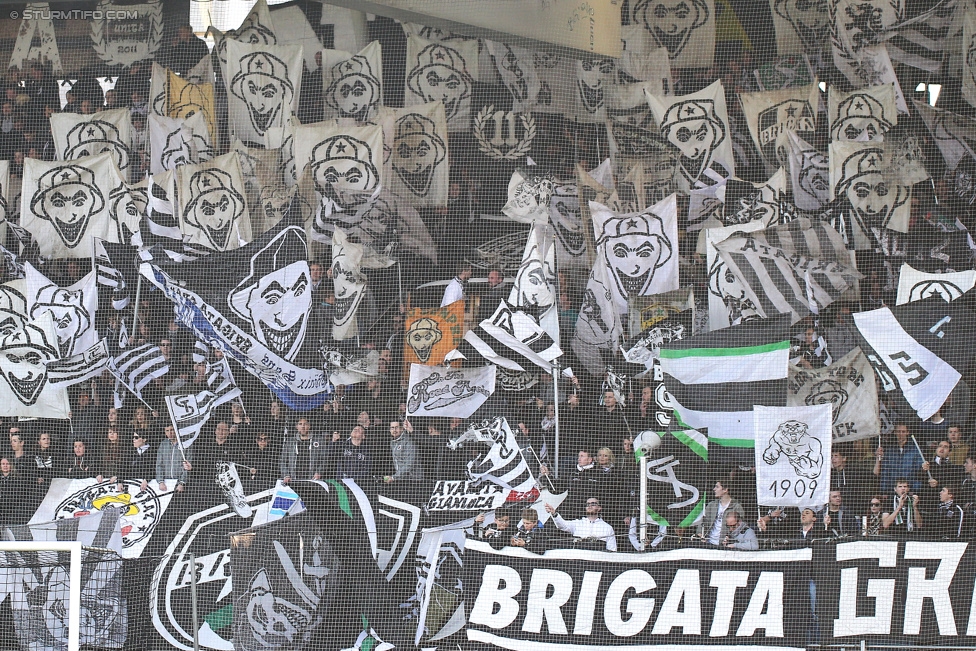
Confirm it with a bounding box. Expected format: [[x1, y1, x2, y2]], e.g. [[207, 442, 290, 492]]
[[639, 453, 648, 550], [911, 435, 934, 483], [551, 361, 560, 480], [130, 273, 143, 341]]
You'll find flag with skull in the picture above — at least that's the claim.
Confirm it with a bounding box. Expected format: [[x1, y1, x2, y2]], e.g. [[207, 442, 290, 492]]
[[20, 152, 126, 259], [739, 84, 819, 173], [645, 80, 735, 192], [828, 83, 897, 142], [50, 108, 133, 175], [224, 39, 303, 147], [755, 404, 832, 507], [321, 40, 384, 123], [404, 35, 477, 132], [176, 151, 252, 253]]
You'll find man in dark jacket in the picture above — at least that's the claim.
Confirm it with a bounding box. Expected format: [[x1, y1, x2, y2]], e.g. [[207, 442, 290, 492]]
[[334, 425, 372, 481], [279, 418, 329, 482]]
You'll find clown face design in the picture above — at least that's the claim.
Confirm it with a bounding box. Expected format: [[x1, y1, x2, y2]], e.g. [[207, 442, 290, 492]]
[[498, 45, 529, 102], [230, 227, 311, 361], [391, 113, 446, 198], [245, 569, 309, 645], [0, 321, 58, 405], [406, 317, 442, 363], [577, 58, 615, 114], [633, 0, 711, 60], [183, 169, 247, 251], [514, 257, 555, 309], [310, 136, 379, 209], [600, 213, 673, 297], [661, 100, 725, 187], [831, 94, 892, 142], [170, 83, 215, 135], [773, 0, 830, 52], [798, 148, 830, 203], [708, 257, 760, 325], [0, 286, 28, 337], [64, 120, 130, 171], [406, 43, 473, 121], [109, 183, 147, 245], [32, 284, 92, 357], [230, 52, 295, 137], [30, 165, 105, 248], [330, 255, 364, 331], [549, 184, 586, 258], [836, 149, 909, 232], [325, 55, 381, 122]]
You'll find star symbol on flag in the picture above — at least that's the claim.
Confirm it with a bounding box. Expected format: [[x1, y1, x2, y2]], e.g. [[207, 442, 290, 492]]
[[786, 105, 797, 117], [345, 61, 355, 72], [87, 127, 96, 138], [626, 218, 639, 230], [255, 58, 264, 70], [854, 101, 865, 111], [434, 50, 446, 60], [60, 171, 73, 182], [866, 154, 879, 167], [201, 175, 212, 187], [684, 105, 697, 116], [335, 141, 347, 154]]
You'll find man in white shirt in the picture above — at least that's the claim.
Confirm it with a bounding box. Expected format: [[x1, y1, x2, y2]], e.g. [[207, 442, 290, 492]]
[[441, 263, 472, 307], [545, 496, 617, 551]]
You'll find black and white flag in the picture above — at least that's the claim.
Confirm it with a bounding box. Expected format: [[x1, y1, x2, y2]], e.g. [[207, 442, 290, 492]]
[[224, 39, 303, 146], [771, 0, 830, 56], [321, 40, 383, 123], [321, 345, 380, 386], [294, 123, 383, 217], [375, 102, 449, 207], [621, 309, 694, 376], [964, 8, 976, 110], [713, 219, 861, 323], [108, 343, 169, 404], [739, 84, 819, 172], [914, 99, 976, 173], [0, 310, 69, 418], [406, 364, 495, 418], [646, 80, 735, 191], [331, 227, 370, 341], [149, 112, 214, 174], [142, 213, 330, 410], [405, 35, 477, 131], [21, 152, 126, 259], [788, 347, 880, 444], [46, 338, 110, 387], [881, 0, 957, 73], [164, 358, 241, 448], [828, 84, 897, 142], [896, 263, 976, 305], [786, 130, 830, 211], [502, 169, 555, 223], [50, 108, 132, 174], [853, 295, 976, 420], [755, 404, 832, 507], [572, 250, 624, 375], [176, 151, 252, 252], [8, 2, 63, 75], [25, 263, 98, 357], [631, 0, 715, 68]]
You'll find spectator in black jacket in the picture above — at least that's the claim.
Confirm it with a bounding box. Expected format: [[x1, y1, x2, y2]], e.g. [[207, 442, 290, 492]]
[[66, 439, 97, 479], [118, 430, 154, 492], [334, 425, 372, 481], [244, 431, 278, 490]]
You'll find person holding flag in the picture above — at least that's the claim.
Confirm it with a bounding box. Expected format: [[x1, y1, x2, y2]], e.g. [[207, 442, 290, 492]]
[[156, 423, 193, 493]]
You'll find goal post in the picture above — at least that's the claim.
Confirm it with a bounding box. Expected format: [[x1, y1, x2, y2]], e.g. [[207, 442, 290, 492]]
[[0, 540, 82, 651]]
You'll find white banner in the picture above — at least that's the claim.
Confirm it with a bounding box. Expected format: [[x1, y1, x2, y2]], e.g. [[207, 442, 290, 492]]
[[406, 363, 496, 417], [896, 263, 976, 305], [755, 404, 832, 508]]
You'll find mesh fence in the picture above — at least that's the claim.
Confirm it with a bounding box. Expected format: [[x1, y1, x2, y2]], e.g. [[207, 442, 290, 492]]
[[1, 0, 976, 649]]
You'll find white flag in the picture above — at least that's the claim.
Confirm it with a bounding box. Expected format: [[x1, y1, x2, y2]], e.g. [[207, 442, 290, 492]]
[[50, 108, 133, 174], [755, 404, 832, 508], [176, 151, 252, 252], [9, 3, 63, 74], [321, 40, 383, 123], [224, 39, 303, 146], [331, 227, 368, 340], [405, 35, 477, 131], [828, 84, 897, 142], [406, 364, 496, 418], [0, 310, 69, 418], [896, 263, 976, 305], [149, 112, 214, 174], [25, 263, 98, 358], [375, 102, 449, 208]]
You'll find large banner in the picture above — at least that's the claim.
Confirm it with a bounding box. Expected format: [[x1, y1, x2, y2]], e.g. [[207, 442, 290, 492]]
[[463, 540, 810, 649]]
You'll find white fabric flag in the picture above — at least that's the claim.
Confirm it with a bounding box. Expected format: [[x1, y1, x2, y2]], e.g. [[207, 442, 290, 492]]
[[755, 404, 832, 508], [149, 61, 168, 116], [0, 310, 69, 418], [704, 219, 768, 331], [853, 306, 961, 420], [294, 122, 383, 215], [510, 223, 561, 348], [224, 39, 304, 146], [212, 0, 277, 68], [25, 263, 98, 358], [828, 84, 898, 142], [572, 244, 625, 375], [788, 347, 879, 444], [618, 26, 673, 88], [502, 170, 556, 223], [375, 102, 449, 207], [20, 152, 125, 259], [631, 0, 715, 68], [964, 9, 976, 110], [321, 40, 384, 123], [786, 130, 830, 211], [50, 108, 133, 175], [270, 4, 321, 71], [896, 263, 976, 305], [406, 364, 496, 418], [176, 151, 252, 252], [331, 227, 368, 340], [770, 0, 830, 56], [591, 195, 680, 316], [0, 160, 9, 243], [739, 84, 819, 172], [646, 80, 735, 191], [148, 112, 214, 174], [9, 3, 63, 74], [405, 35, 477, 132]]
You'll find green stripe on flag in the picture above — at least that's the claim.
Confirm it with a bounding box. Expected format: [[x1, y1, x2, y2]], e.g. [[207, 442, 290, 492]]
[[325, 479, 354, 519], [204, 604, 233, 630], [670, 429, 708, 460], [678, 499, 705, 528], [659, 340, 790, 359], [710, 437, 756, 448], [646, 507, 669, 526]]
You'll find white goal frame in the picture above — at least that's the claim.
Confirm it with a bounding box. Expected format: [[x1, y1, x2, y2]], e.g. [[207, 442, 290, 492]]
[[0, 540, 82, 651]]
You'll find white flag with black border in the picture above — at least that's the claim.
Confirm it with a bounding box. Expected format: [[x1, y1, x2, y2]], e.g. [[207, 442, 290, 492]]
[[406, 364, 495, 418], [755, 404, 832, 508]]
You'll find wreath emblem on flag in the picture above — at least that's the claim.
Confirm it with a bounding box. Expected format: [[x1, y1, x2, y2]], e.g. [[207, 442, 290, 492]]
[[474, 105, 536, 160]]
